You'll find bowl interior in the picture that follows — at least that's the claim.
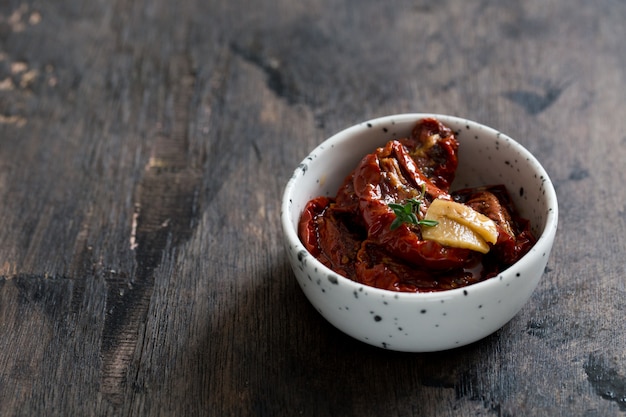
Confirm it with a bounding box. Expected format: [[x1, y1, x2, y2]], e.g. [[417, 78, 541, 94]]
[[285, 114, 556, 247]]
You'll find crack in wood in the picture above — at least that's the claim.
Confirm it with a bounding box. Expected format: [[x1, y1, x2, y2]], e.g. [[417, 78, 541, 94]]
[[99, 52, 202, 403], [585, 353, 626, 412]]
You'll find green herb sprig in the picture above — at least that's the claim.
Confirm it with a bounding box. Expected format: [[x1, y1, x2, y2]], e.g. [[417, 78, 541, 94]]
[[388, 185, 439, 231]]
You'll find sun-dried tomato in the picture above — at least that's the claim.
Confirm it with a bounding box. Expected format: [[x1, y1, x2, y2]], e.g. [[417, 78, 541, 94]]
[[299, 118, 536, 292]]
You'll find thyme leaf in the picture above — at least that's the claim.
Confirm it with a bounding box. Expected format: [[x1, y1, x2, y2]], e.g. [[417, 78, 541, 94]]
[[388, 185, 439, 231]]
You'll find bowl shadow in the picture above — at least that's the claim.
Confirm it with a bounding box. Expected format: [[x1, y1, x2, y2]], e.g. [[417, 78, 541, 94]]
[[189, 255, 506, 416]]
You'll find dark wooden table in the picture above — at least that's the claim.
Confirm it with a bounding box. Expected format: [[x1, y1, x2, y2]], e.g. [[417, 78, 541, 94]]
[[1, 1, 625, 415]]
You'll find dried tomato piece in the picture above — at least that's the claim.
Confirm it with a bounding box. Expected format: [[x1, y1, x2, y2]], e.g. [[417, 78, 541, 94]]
[[453, 185, 536, 266], [298, 196, 331, 258], [354, 241, 482, 292], [352, 134, 472, 270], [299, 197, 365, 279], [401, 117, 459, 190]]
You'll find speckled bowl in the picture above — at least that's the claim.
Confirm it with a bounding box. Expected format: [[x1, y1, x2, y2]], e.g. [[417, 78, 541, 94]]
[[281, 114, 558, 352]]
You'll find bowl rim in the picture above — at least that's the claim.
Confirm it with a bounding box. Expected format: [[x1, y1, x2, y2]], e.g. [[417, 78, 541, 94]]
[[281, 113, 559, 300]]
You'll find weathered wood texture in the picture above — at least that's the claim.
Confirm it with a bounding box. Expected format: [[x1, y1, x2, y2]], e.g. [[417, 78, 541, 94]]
[[1, 0, 625, 415]]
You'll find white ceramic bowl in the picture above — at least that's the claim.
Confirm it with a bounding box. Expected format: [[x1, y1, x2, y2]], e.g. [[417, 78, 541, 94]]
[[281, 114, 558, 352]]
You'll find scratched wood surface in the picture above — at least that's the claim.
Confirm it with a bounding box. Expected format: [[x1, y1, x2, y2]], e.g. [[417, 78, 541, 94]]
[[1, 0, 625, 415]]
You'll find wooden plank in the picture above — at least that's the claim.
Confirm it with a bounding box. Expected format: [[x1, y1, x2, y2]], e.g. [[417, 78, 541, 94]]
[[1, 0, 626, 415]]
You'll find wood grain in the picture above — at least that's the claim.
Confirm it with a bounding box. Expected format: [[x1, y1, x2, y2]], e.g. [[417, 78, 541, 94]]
[[1, 0, 626, 415]]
